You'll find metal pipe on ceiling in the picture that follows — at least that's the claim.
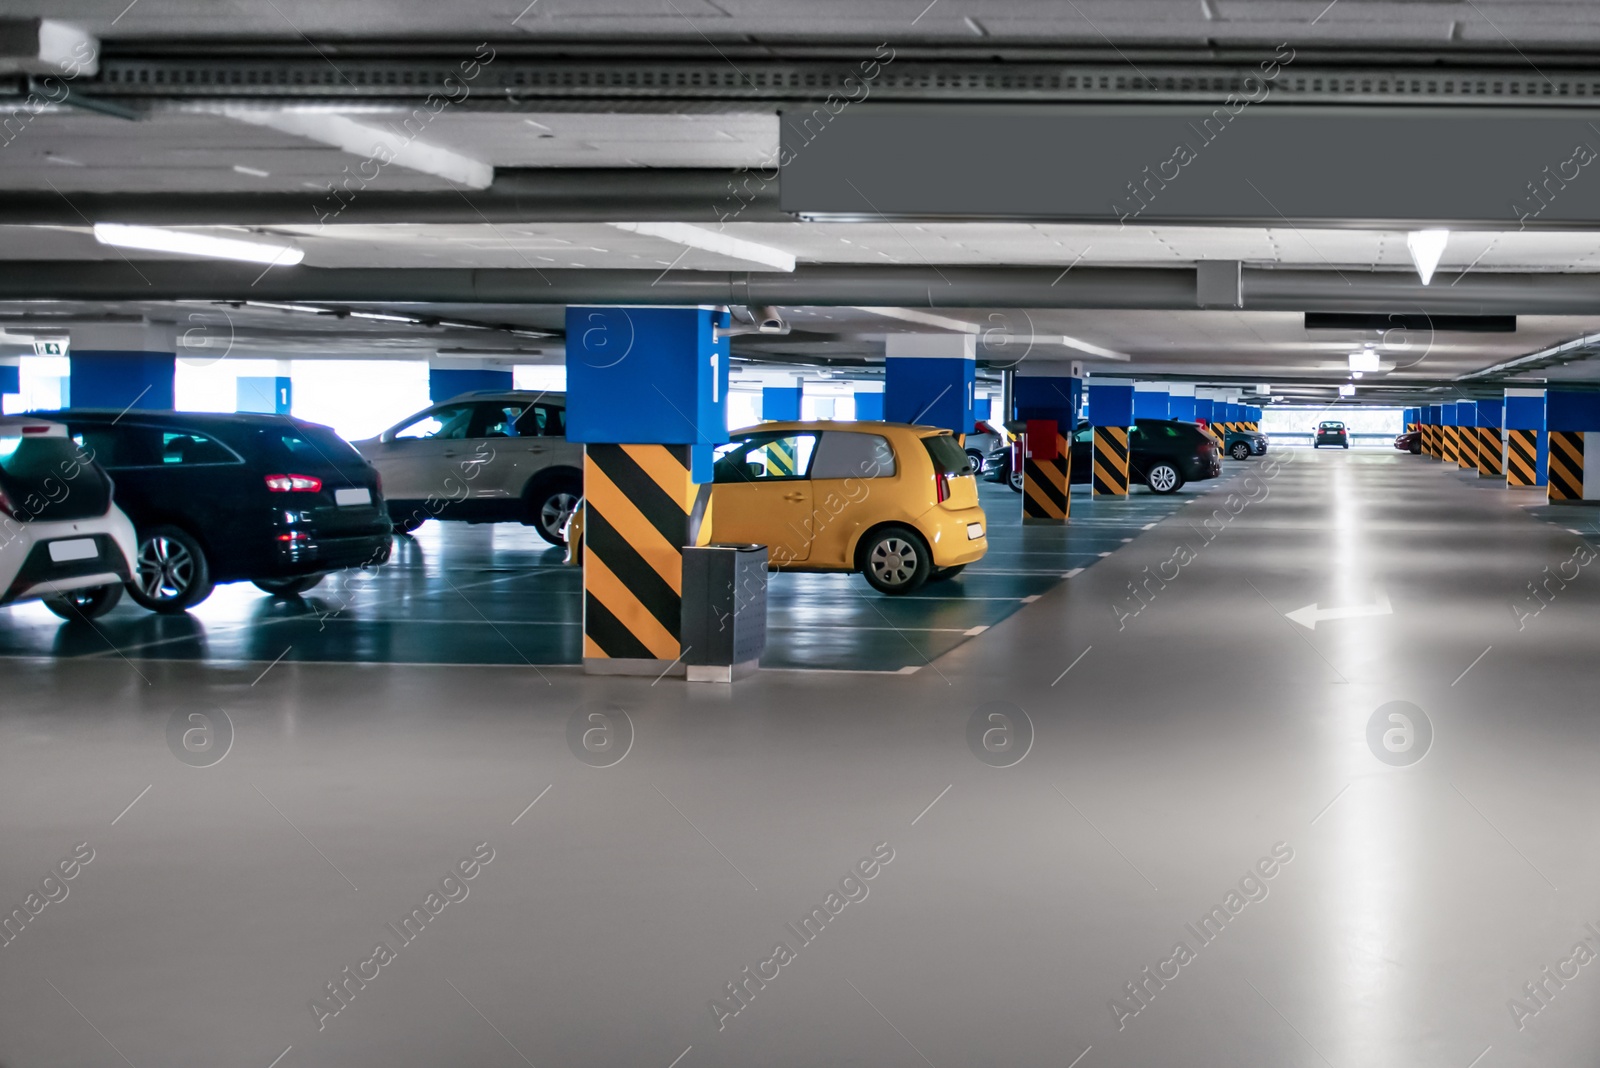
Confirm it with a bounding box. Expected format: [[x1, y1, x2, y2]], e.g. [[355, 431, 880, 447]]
[[4, 262, 1600, 316]]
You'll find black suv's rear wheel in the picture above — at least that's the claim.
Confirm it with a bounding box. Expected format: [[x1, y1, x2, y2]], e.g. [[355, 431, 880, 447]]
[[128, 526, 214, 613], [1145, 461, 1184, 494], [42, 584, 123, 621], [860, 525, 932, 595], [1007, 464, 1024, 493]]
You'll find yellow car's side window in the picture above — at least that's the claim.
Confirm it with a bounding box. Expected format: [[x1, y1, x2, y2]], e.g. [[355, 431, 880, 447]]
[[713, 434, 817, 483]]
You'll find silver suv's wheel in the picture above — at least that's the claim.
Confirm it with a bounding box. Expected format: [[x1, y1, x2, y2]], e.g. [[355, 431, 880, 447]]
[[533, 485, 581, 546], [1146, 462, 1182, 494], [860, 525, 932, 595], [1007, 465, 1024, 493]]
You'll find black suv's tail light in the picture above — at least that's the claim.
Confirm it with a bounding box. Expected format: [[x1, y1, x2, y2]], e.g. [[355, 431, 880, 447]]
[[264, 474, 323, 493]]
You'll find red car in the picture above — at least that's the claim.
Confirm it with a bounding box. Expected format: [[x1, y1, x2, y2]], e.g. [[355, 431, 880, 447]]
[[1394, 430, 1422, 454]]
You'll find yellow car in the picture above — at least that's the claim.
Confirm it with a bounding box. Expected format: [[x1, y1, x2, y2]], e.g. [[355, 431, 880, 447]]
[[708, 421, 987, 594]]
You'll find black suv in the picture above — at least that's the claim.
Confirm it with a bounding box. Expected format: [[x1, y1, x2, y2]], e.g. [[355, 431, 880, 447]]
[[31, 410, 392, 612], [985, 418, 1221, 494]]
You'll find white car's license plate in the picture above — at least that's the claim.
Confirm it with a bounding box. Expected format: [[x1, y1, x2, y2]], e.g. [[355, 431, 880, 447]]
[[48, 538, 98, 563], [334, 487, 371, 507], [966, 523, 985, 540]]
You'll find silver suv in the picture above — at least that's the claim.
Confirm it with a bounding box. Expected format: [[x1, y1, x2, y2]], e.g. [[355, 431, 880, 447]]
[[353, 391, 583, 544]]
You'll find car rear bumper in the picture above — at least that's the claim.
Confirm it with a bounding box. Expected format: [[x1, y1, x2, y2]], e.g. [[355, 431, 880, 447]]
[[2, 533, 133, 605], [924, 506, 989, 567], [268, 530, 392, 576]]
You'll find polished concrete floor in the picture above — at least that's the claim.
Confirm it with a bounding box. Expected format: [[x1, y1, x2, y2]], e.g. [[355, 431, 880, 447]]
[[0, 478, 1200, 673], [4, 447, 1598, 1068]]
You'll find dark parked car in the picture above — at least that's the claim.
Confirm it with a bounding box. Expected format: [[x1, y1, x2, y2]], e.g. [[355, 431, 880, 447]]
[[30, 410, 392, 612], [1314, 421, 1350, 448], [1394, 430, 1422, 454], [1224, 428, 1269, 461], [985, 419, 1221, 494]]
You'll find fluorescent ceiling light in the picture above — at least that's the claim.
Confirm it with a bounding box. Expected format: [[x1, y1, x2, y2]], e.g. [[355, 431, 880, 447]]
[[609, 222, 795, 272], [348, 311, 417, 324], [93, 224, 304, 266], [1339, 383, 1356, 396], [1406, 230, 1449, 286], [1349, 349, 1380, 372], [1060, 333, 1132, 361]]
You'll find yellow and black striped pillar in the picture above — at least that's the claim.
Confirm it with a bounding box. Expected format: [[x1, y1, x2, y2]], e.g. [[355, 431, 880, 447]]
[[1421, 424, 1434, 457], [581, 444, 712, 673], [1506, 429, 1540, 488], [1021, 430, 1071, 524], [1548, 431, 1584, 502], [1442, 425, 1459, 464], [1476, 426, 1503, 478], [1093, 425, 1131, 498], [1457, 424, 1478, 470]]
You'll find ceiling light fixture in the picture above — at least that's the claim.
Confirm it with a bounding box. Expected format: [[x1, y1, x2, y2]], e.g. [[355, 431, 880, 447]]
[[1349, 349, 1380, 372], [93, 224, 304, 266], [1406, 229, 1449, 286]]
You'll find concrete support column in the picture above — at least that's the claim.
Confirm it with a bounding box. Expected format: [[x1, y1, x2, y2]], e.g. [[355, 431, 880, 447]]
[[68, 321, 177, 411], [0, 356, 18, 409], [238, 361, 293, 414], [429, 359, 513, 403], [1505, 389, 1546, 488], [1475, 400, 1503, 478], [1544, 391, 1600, 502], [1425, 405, 1444, 459], [1133, 382, 1169, 420], [883, 333, 976, 433], [1088, 380, 1134, 499], [566, 306, 729, 677], [1455, 401, 1479, 471], [1014, 366, 1080, 524], [1167, 383, 1197, 422], [761, 376, 803, 422], [854, 390, 884, 421]]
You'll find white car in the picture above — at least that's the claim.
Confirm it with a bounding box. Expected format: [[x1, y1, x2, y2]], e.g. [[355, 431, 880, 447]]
[[0, 417, 138, 620]]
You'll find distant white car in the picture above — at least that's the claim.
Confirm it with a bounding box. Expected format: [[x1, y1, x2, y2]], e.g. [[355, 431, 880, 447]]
[[0, 416, 138, 620]]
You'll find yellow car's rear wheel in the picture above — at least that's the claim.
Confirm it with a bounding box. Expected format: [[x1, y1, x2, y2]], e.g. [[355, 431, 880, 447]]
[[860, 525, 932, 595]]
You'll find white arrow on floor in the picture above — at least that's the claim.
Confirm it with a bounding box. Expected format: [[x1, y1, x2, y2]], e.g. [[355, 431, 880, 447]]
[[1285, 593, 1392, 630]]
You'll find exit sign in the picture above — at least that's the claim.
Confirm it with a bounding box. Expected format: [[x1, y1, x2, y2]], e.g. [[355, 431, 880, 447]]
[[32, 338, 68, 357]]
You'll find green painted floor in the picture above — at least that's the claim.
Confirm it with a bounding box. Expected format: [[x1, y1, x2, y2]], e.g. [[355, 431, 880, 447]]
[[0, 470, 1251, 672]]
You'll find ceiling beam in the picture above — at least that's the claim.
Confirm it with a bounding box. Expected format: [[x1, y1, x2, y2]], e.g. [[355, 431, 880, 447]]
[[0, 170, 783, 226]]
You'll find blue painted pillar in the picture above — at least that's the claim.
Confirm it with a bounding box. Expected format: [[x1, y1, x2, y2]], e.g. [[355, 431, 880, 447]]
[[1544, 391, 1600, 501], [69, 352, 175, 411], [1168, 385, 1197, 422], [973, 397, 993, 423], [566, 306, 731, 677], [0, 361, 18, 398], [1133, 384, 1169, 420], [761, 383, 802, 422], [1088, 381, 1135, 499], [883, 334, 976, 433], [1015, 373, 1081, 524], [237, 376, 293, 415], [430, 367, 512, 403], [1504, 389, 1546, 488], [854, 391, 885, 421], [1193, 398, 1215, 438]]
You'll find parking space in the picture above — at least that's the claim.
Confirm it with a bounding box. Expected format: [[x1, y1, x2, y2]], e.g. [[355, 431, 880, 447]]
[[0, 476, 1238, 673]]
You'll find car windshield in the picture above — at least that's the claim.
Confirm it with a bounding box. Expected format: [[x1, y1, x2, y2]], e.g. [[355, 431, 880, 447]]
[[1320, 422, 1345, 430]]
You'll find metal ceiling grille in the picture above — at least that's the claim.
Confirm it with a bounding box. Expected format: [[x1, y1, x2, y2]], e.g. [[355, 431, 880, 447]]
[[75, 58, 1600, 104]]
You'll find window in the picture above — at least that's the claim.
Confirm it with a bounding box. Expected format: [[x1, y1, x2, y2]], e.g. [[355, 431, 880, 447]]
[[512, 403, 566, 437], [1073, 427, 1093, 444], [920, 433, 972, 476], [810, 431, 896, 479], [393, 405, 474, 440], [480, 404, 525, 438], [712, 433, 817, 483], [160, 431, 236, 465]]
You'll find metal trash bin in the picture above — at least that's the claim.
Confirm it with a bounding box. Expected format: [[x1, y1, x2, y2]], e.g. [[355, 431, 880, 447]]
[[681, 543, 768, 683]]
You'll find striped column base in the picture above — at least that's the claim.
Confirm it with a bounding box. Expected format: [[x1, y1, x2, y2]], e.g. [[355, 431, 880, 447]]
[[1093, 425, 1131, 499], [1476, 427, 1503, 478], [1506, 429, 1541, 488], [1548, 431, 1585, 502], [1457, 426, 1478, 470], [1442, 426, 1460, 464], [1021, 433, 1070, 523], [582, 443, 712, 676]]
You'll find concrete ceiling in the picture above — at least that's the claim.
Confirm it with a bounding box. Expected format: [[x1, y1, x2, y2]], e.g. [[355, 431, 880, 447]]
[[12, 0, 1600, 48]]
